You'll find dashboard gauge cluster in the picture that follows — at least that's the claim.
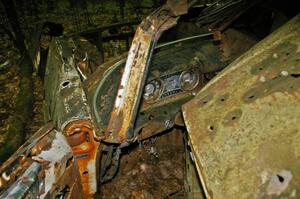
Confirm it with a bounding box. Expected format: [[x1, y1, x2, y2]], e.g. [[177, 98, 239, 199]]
[[143, 68, 200, 103], [88, 36, 217, 139]]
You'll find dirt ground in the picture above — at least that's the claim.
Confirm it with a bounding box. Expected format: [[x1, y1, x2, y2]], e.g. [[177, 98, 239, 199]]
[[101, 129, 186, 199]]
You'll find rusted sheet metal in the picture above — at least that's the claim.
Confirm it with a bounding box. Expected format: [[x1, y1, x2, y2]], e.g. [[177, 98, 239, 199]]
[[34, 130, 83, 198], [43, 38, 91, 130], [64, 119, 99, 198], [0, 123, 55, 195], [43, 38, 99, 197], [185, 150, 205, 199], [106, 0, 188, 143], [196, 0, 262, 41], [0, 124, 84, 198], [0, 162, 41, 199], [182, 14, 300, 198]]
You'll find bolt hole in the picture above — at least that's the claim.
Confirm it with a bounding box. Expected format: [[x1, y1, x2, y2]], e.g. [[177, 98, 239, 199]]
[[83, 171, 88, 175], [286, 52, 289, 56], [208, 125, 214, 132], [232, 116, 236, 120], [277, 174, 284, 183], [140, 112, 145, 116], [63, 57, 68, 62], [62, 81, 70, 87], [85, 132, 90, 142], [248, 95, 255, 99], [148, 115, 154, 120], [220, 98, 225, 102], [164, 111, 168, 115], [203, 101, 207, 104], [259, 67, 263, 71], [290, 73, 300, 78]]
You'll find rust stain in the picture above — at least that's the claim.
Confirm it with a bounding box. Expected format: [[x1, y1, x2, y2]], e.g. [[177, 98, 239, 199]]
[[64, 119, 99, 198], [105, 0, 188, 144], [182, 14, 300, 198]]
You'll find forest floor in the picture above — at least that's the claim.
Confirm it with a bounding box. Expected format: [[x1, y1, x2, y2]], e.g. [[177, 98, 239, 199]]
[[101, 130, 186, 199]]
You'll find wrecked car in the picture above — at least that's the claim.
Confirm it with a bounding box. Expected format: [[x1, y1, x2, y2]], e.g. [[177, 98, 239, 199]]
[[0, 0, 299, 198]]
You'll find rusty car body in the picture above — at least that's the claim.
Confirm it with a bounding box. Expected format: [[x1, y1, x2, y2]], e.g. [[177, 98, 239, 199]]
[[0, 0, 299, 198]]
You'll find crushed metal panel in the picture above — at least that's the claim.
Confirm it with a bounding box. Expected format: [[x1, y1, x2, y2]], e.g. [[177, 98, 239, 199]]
[[43, 38, 99, 197], [182, 14, 300, 198], [0, 162, 41, 199], [0, 126, 84, 199]]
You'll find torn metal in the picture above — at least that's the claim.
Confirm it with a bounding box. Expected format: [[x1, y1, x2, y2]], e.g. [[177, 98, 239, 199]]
[[43, 38, 99, 198], [0, 124, 84, 199], [1, 1, 297, 198]]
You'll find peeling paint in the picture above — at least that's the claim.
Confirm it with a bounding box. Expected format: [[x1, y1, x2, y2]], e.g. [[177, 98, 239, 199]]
[[182, 14, 300, 198], [106, 0, 188, 143], [36, 131, 72, 198], [267, 170, 292, 196]]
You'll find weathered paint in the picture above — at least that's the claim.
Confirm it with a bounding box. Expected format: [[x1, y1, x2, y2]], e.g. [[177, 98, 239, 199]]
[[0, 125, 84, 198], [43, 38, 99, 198], [64, 120, 99, 198], [185, 150, 205, 199], [182, 14, 300, 198], [0, 162, 41, 199], [105, 0, 188, 143], [36, 130, 73, 198], [43, 38, 92, 131]]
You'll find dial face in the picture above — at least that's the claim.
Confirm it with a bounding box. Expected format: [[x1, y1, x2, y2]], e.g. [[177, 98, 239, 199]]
[[143, 79, 164, 102], [143, 68, 200, 103], [179, 69, 199, 91]]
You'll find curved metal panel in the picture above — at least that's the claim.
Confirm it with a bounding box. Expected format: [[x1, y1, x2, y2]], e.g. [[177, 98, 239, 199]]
[[182, 14, 300, 198]]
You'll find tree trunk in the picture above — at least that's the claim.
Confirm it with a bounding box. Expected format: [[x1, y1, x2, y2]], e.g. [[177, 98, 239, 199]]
[[1, 0, 27, 53], [0, 0, 34, 163], [119, 0, 125, 19]]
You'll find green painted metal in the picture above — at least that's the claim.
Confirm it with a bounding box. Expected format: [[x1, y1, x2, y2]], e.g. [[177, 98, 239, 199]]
[[183, 14, 300, 198], [43, 38, 92, 131], [185, 149, 206, 199]]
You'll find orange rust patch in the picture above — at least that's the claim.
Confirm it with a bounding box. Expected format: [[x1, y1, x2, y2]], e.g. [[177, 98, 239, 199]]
[[64, 120, 99, 198]]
